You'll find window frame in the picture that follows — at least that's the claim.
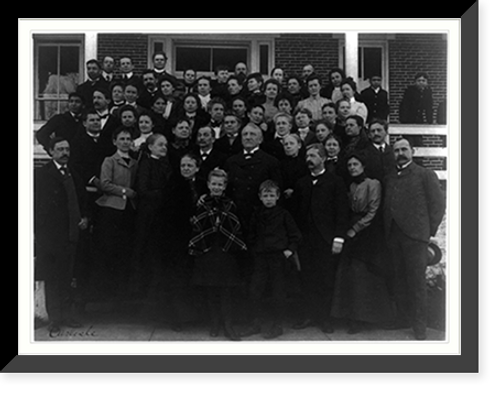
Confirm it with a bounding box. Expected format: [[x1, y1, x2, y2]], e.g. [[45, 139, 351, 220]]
[[339, 37, 389, 92], [148, 34, 275, 79], [33, 34, 84, 124]]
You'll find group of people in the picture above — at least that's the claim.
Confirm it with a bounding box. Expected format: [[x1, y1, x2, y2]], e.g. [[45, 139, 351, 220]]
[[34, 52, 446, 341]]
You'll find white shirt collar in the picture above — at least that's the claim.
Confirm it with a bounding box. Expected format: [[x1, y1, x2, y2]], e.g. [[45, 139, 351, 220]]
[[373, 142, 386, 150], [117, 150, 130, 159], [398, 160, 412, 171], [244, 146, 259, 155], [53, 160, 65, 170]]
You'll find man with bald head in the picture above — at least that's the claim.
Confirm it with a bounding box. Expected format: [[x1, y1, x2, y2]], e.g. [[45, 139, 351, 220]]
[[383, 138, 445, 340], [223, 123, 282, 237]]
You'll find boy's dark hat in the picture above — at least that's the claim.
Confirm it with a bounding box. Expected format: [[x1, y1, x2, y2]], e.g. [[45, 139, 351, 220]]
[[427, 242, 442, 266]]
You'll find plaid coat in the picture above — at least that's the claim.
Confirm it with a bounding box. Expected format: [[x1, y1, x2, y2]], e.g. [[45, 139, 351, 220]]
[[188, 194, 247, 257]]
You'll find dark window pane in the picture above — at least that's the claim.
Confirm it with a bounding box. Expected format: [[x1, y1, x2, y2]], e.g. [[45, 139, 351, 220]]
[[212, 48, 247, 71], [38, 46, 58, 94], [259, 45, 269, 75], [60, 46, 79, 76], [363, 47, 382, 79], [154, 42, 164, 53], [176, 47, 211, 72]]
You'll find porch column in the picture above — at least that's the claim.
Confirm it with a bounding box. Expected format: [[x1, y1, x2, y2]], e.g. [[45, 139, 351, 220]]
[[84, 32, 98, 62], [344, 32, 359, 84]]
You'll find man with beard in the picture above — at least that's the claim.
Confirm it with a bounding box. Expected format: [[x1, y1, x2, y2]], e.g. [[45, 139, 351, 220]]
[[383, 138, 445, 340], [290, 143, 349, 333], [35, 137, 89, 334], [137, 69, 159, 109]]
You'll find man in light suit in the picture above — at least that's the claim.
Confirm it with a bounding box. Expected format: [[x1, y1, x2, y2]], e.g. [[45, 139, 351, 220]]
[[291, 143, 349, 333], [35, 137, 89, 334], [383, 138, 445, 340]]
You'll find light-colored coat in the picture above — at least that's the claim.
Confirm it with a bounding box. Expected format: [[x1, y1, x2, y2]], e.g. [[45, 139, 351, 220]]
[[95, 152, 138, 210]]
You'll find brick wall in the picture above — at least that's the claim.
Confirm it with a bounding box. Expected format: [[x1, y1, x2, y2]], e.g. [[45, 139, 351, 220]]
[[97, 34, 149, 73], [275, 34, 339, 83], [388, 33, 447, 123]]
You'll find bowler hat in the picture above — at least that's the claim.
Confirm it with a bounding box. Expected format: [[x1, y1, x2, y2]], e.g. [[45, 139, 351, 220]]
[[427, 242, 442, 266]]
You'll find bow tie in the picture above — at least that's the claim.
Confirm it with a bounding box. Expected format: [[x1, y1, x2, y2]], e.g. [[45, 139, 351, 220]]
[[60, 166, 70, 177], [244, 152, 254, 159]]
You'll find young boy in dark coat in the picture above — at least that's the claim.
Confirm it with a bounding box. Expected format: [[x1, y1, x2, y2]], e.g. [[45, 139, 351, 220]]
[[239, 180, 302, 339]]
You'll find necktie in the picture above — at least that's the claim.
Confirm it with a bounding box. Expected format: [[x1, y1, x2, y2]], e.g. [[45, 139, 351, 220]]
[[379, 146, 384, 153]]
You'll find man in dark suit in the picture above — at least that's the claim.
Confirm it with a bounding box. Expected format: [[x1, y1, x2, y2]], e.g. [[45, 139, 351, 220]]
[[383, 138, 445, 340], [117, 57, 144, 92], [137, 69, 159, 110], [360, 118, 397, 184], [35, 137, 89, 334], [69, 107, 117, 303], [291, 143, 349, 333], [76, 59, 110, 110], [223, 123, 283, 237], [195, 125, 228, 182], [360, 75, 390, 122], [36, 92, 85, 153]]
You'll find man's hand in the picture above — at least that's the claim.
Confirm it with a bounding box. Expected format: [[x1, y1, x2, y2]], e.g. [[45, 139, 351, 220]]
[[346, 229, 356, 238], [332, 240, 343, 254], [283, 249, 293, 259], [78, 217, 89, 230]]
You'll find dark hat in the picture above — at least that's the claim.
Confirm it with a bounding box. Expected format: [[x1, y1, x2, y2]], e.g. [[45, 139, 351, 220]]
[[427, 242, 442, 266]]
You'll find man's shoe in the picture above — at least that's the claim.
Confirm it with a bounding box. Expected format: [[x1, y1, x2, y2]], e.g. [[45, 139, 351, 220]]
[[223, 323, 241, 341], [239, 324, 261, 338], [292, 318, 314, 330], [383, 320, 411, 330], [262, 325, 283, 340], [320, 320, 335, 334], [62, 318, 82, 328], [209, 322, 220, 338], [48, 322, 61, 335], [414, 330, 427, 340]]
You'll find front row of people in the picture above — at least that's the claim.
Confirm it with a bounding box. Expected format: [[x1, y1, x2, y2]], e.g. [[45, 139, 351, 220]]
[[35, 122, 445, 341]]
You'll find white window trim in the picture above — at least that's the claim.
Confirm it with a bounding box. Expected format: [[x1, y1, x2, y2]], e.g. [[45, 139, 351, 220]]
[[338, 37, 390, 92], [148, 34, 276, 78]]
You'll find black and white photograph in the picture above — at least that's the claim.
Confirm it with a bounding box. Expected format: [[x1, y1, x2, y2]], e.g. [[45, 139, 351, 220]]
[[14, 16, 473, 375]]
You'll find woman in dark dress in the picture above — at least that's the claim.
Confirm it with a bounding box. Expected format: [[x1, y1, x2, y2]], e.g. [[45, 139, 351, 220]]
[[336, 114, 370, 185], [188, 168, 247, 341], [164, 152, 208, 331], [129, 133, 173, 299], [331, 153, 394, 333], [280, 133, 308, 212]]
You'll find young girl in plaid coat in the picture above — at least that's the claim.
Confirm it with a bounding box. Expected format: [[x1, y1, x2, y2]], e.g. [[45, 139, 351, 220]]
[[188, 168, 247, 341]]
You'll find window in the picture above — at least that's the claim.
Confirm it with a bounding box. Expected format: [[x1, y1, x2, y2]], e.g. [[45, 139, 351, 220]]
[[340, 39, 388, 92], [148, 35, 275, 79], [34, 35, 83, 121], [174, 44, 249, 75]]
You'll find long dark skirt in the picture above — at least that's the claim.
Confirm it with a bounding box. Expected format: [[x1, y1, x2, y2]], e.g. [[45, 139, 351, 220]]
[[331, 233, 395, 325], [92, 203, 136, 299]]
